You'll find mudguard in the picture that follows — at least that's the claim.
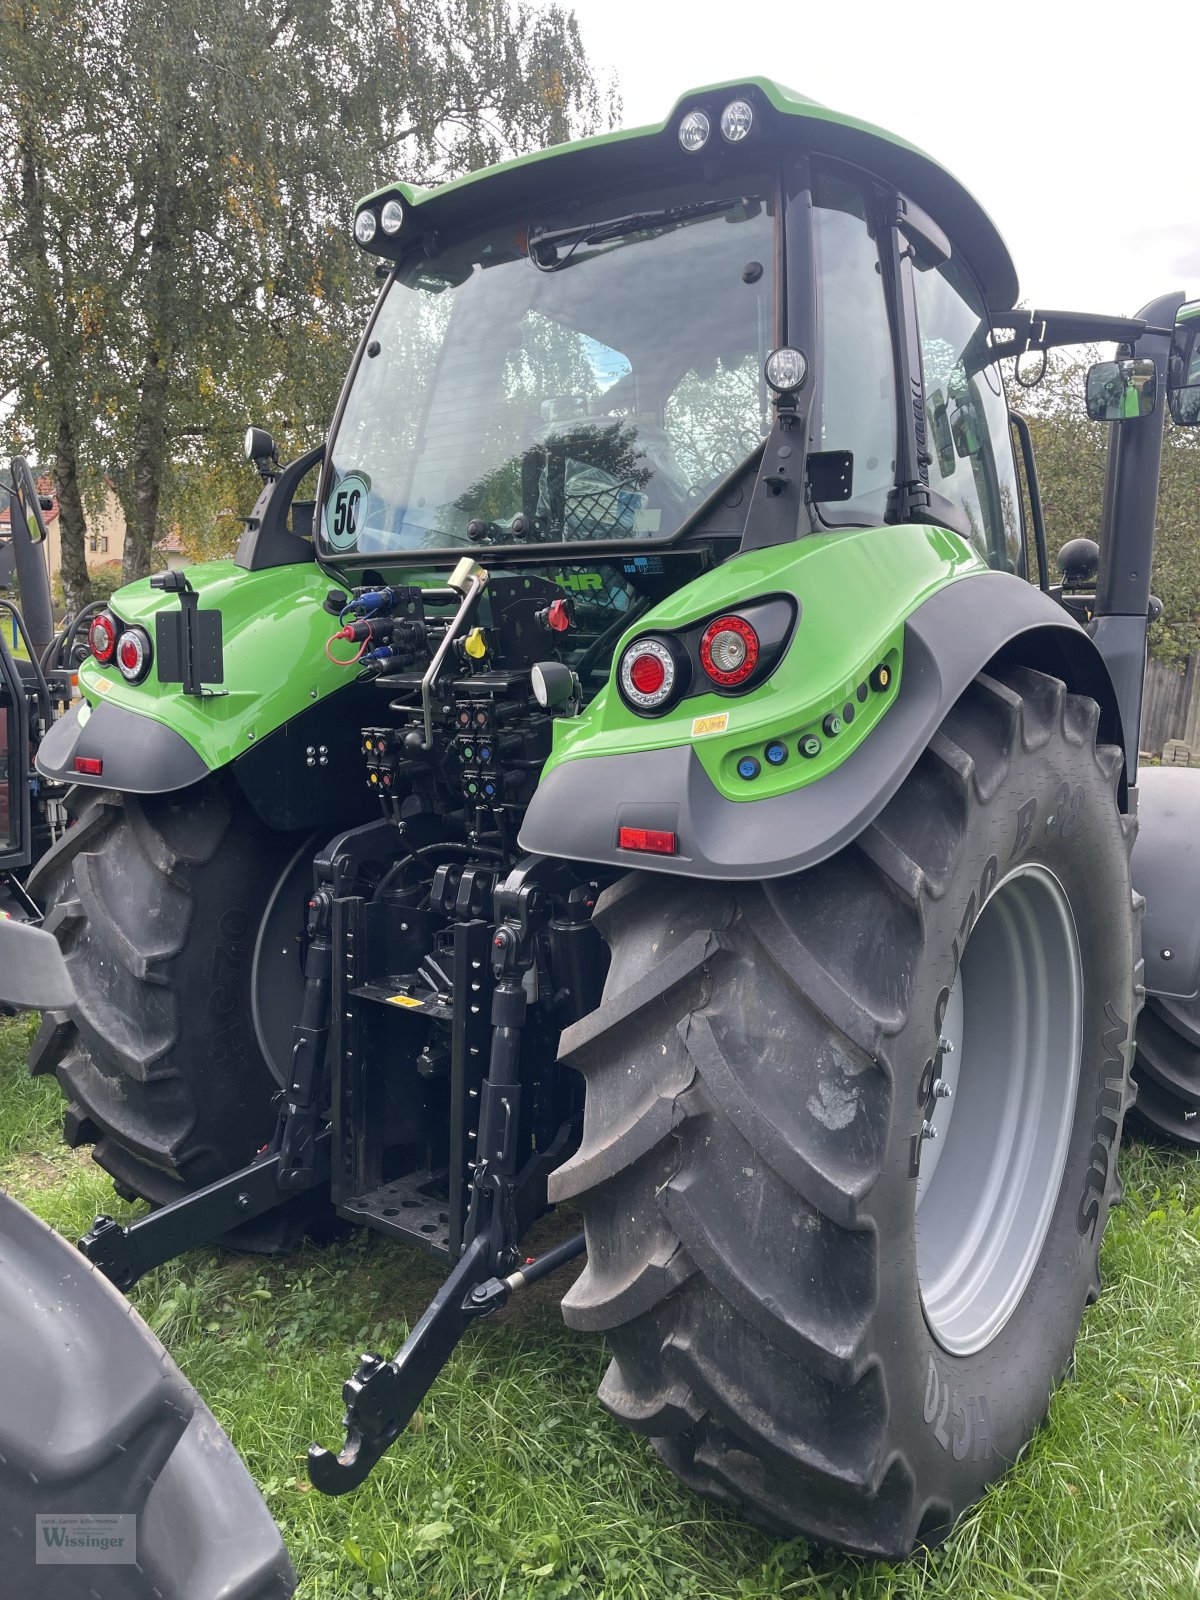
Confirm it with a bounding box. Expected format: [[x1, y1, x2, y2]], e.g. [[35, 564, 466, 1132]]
[[1132, 765, 1200, 1003], [0, 916, 75, 1010], [35, 698, 210, 793], [520, 560, 1123, 880], [0, 1192, 295, 1598], [35, 558, 348, 795]]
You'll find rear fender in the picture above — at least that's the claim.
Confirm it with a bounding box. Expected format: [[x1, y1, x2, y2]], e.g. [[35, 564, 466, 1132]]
[[519, 554, 1123, 880], [32, 558, 378, 827], [1132, 766, 1200, 1003]]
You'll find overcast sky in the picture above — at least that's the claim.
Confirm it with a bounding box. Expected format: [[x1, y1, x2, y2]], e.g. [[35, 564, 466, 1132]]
[[568, 0, 1197, 318]]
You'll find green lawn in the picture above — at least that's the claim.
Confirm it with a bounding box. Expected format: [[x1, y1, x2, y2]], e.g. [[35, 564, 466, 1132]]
[[3, 1014, 1199, 1599]]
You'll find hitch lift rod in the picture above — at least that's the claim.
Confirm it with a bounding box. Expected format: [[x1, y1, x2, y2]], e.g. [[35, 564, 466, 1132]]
[[307, 1230, 585, 1495]]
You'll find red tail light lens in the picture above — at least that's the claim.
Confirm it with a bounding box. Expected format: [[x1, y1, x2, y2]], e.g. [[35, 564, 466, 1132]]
[[116, 626, 153, 684], [629, 652, 665, 695], [618, 826, 677, 855], [618, 637, 679, 712], [699, 615, 759, 688], [88, 611, 118, 665]]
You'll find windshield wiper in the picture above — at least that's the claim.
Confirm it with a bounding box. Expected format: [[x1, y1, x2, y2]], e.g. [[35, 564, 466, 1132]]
[[528, 197, 749, 272]]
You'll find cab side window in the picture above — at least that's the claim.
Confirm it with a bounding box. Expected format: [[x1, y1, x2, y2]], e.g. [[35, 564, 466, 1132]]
[[912, 256, 1022, 571], [812, 173, 897, 526]]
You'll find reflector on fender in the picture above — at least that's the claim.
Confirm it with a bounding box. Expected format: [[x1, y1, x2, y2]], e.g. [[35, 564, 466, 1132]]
[[74, 756, 103, 775], [618, 826, 677, 855]]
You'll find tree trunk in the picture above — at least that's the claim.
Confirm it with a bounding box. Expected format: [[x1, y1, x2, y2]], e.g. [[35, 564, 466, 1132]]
[[121, 185, 178, 586], [54, 404, 92, 613], [121, 339, 173, 583]]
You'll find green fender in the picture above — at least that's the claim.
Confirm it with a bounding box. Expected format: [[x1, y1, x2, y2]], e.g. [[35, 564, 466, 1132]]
[[519, 524, 1124, 879], [35, 560, 358, 799]]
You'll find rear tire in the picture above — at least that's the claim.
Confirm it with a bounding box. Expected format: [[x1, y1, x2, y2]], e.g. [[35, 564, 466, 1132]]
[[0, 1190, 294, 1597], [552, 668, 1139, 1556], [1132, 995, 1200, 1149], [26, 778, 303, 1205]]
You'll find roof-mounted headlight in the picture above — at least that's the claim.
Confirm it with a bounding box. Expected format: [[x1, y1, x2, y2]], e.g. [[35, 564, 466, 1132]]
[[678, 109, 710, 153], [720, 99, 754, 143], [380, 198, 404, 235], [354, 208, 377, 246]]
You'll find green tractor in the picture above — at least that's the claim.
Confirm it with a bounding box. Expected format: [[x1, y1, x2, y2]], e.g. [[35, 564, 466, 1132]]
[[4, 79, 1200, 1560]]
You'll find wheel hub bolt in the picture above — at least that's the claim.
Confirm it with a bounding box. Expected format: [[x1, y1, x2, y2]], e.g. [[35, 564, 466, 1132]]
[[921, 1119, 938, 1140], [933, 1079, 953, 1099], [937, 1035, 955, 1055]]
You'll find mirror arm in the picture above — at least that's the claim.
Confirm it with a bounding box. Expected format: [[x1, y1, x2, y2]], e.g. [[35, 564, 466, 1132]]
[[986, 307, 1164, 362]]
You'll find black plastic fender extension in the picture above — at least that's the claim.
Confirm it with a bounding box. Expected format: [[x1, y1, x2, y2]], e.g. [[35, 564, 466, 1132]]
[[519, 571, 1125, 880], [1132, 765, 1200, 1004], [0, 915, 76, 1010], [34, 696, 209, 793]]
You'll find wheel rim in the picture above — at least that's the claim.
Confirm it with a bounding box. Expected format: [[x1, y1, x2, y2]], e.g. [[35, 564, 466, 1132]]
[[916, 865, 1083, 1356], [251, 836, 319, 1088]]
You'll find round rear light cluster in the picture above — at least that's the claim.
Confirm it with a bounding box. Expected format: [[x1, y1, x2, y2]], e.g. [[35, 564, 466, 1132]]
[[116, 626, 153, 683], [618, 637, 679, 711], [88, 611, 118, 665], [699, 615, 759, 687]]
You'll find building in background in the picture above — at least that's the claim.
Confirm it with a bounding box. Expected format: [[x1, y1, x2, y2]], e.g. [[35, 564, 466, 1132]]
[[0, 474, 190, 594]]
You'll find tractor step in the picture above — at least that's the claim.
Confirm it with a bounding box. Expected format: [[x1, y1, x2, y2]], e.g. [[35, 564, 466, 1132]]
[[338, 1168, 453, 1259]]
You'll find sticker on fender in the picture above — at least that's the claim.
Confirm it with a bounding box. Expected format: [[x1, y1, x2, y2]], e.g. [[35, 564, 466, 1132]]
[[691, 712, 729, 737], [387, 994, 424, 1009]]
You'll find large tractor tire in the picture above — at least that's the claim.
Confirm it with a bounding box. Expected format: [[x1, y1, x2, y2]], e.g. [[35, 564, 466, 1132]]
[[551, 667, 1138, 1557], [26, 778, 306, 1206], [0, 1190, 294, 1598], [1131, 995, 1200, 1149]]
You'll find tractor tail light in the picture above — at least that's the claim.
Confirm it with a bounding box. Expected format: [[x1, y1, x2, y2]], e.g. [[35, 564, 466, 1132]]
[[73, 756, 103, 776], [699, 615, 759, 688], [617, 636, 683, 713], [88, 611, 118, 665], [618, 827, 677, 855], [115, 626, 153, 684]]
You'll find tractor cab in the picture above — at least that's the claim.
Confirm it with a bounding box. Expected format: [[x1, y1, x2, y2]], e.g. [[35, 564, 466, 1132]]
[[315, 80, 1022, 585]]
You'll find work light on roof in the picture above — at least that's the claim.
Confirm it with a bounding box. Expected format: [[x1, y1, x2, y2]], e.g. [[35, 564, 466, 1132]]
[[380, 198, 404, 235], [720, 99, 754, 143], [678, 109, 710, 153], [354, 208, 377, 246]]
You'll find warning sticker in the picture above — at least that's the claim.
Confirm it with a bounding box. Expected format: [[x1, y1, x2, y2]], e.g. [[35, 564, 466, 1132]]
[[691, 712, 729, 737], [387, 994, 424, 1009]]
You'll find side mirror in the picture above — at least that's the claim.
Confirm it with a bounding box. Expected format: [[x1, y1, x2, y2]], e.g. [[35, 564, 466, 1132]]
[[244, 425, 279, 480], [1085, 358, 1157, 422], [10, 456, 49, 542], [1085, 357, 1157, 422], [1168, 308, 1200, 425]]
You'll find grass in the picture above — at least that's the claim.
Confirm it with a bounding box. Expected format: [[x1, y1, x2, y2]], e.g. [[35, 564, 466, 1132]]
[[3, 1015, 1200, 1599]]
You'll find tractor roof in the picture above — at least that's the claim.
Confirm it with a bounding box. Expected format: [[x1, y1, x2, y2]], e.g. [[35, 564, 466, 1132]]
[[361, 77, 1019, 310]]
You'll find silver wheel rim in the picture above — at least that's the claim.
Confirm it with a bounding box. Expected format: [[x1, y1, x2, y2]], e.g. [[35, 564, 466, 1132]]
[[916, 865, 1083, 1356]]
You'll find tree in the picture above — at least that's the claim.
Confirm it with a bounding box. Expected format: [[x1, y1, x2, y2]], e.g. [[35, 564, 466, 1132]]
[[0, 0, 616, 599]]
